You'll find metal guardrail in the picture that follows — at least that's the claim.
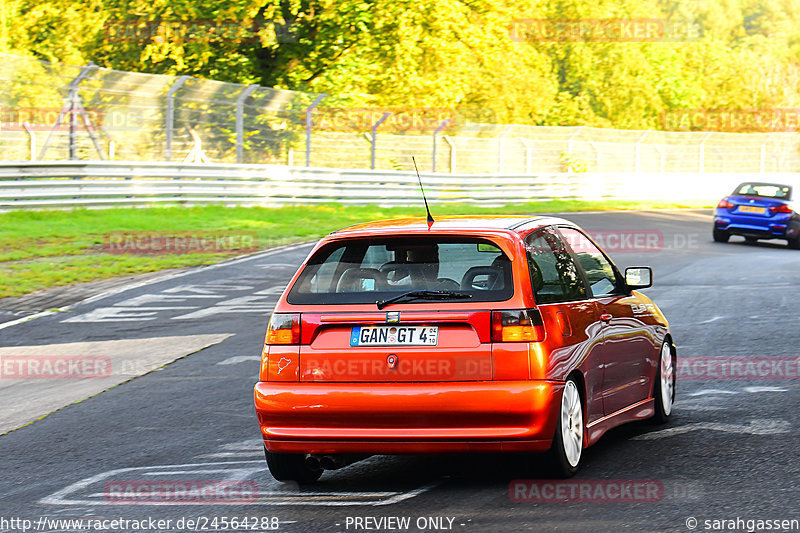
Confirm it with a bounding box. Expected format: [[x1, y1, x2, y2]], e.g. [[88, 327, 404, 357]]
[[2, 161, 799, 210]]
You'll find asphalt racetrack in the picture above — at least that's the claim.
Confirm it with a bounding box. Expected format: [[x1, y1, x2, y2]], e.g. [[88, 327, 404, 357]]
[[1, 209, 799, 533]]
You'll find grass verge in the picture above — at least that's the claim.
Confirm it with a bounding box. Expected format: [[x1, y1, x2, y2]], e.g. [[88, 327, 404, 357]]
[[0, 200, 710, 298]]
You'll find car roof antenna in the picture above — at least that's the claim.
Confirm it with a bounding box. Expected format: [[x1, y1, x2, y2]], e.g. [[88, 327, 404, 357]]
[[412, 156, 434, 225]]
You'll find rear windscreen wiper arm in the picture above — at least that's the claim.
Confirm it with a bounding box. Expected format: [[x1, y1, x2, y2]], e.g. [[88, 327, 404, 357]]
[[377, 290, 472, 310]]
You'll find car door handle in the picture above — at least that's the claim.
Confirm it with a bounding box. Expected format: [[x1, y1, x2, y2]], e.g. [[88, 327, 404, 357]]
[[600, 313, 613, 323]]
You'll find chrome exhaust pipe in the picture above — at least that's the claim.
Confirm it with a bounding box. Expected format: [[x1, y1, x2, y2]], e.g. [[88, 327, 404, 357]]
[[304, 455, 322, 470]]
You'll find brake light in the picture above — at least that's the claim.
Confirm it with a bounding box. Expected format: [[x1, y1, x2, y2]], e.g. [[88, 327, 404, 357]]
[[266, 313, 301, 344], [769, 204, 793, 214], [492, 309, 545, 342], [717, 199, 734, 209]]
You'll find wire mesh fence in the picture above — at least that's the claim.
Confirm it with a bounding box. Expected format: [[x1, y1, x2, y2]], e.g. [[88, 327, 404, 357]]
[[2, 53, 799, 173]]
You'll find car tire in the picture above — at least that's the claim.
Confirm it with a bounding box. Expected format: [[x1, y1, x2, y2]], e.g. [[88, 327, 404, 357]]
[[712, 229, 729, 243], [549, 378, 583, 478], [744, 236, 758, 244], [651, 341, 675, 424], [265, 448, 323, 483], [788, 236, 800, 249]]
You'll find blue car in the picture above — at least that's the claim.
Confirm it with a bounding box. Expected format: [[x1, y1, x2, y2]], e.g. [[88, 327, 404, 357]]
[[713, 182, 800, 248]]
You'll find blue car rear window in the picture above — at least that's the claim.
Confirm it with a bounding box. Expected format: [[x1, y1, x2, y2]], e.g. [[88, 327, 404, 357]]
[[732, 183, 792, 200]]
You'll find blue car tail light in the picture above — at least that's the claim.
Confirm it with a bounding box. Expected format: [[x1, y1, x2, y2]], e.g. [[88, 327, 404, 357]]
[[717, 199, 734, 209], [769, 204, 793, 214]]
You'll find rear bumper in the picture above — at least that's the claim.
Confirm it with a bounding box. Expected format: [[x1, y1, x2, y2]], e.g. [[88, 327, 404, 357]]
[[713, 213, 797, 238], [253, 380, 562, 454]]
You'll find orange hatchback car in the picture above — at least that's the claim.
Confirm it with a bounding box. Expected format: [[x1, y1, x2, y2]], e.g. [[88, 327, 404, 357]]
[[254, 216, 675, 482]]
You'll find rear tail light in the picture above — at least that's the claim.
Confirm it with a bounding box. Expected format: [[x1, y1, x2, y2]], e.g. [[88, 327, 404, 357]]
[[266, 313, 301, 344], [769, 204, 793, 214], [492, 309, 545, 342], [717, 199, 734, 209]]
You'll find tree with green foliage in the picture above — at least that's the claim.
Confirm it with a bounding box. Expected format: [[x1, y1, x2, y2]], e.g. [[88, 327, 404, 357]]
[[3, 0, 800, 130]]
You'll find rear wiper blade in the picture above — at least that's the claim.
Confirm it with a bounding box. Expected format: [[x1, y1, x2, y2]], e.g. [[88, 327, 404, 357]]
[[377, 290, 472, 310]]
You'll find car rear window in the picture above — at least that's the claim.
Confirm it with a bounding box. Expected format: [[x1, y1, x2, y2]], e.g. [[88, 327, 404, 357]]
[[287, 237, 513, 305], [733, 183, 792, 199]]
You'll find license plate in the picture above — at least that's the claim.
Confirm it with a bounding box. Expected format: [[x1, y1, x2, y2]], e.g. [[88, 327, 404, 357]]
[[738, 205, 766, 214], [350, 326, 438, 346]]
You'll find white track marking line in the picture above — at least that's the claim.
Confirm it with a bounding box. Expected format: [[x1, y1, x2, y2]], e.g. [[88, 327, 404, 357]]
[[0, 242, 313, 331], [633, 419, 791, 440], [40, 460, 440, 507], [195, 452, 266, 459], [742, 386, 789, 393], [0, 334, 233, 435], [0, 310, 55, 331], [216, 356, 261, 365], [685, 389, 738, 397]]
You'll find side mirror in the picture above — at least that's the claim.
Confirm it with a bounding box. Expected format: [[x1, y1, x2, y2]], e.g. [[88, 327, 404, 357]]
[[625, 267, 653, 289]]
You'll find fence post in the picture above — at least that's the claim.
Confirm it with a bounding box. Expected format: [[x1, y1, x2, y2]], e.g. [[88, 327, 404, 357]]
[[712, 146, 723, 172], [699, 132, 712, 172], [235, 84, 259, 163], [589, 141, 600, 170], [635, 131, 647, 172], [100, 127, 115, 161], [432, 119, 451, 172], [567, 126, 582, 155], [22, 123, 35, 161], [68, 89, 77, 159], [166, 75, 190, 161], [38, 63, 95, 160], [305, 94, 328, 167], [370, 112, 391, 170], [497, 125, 512, 174], [68, 64, 97, 160], [443, 135, 456, 173], [653, 144, 665, 172], [519, 138, 533, 174]]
